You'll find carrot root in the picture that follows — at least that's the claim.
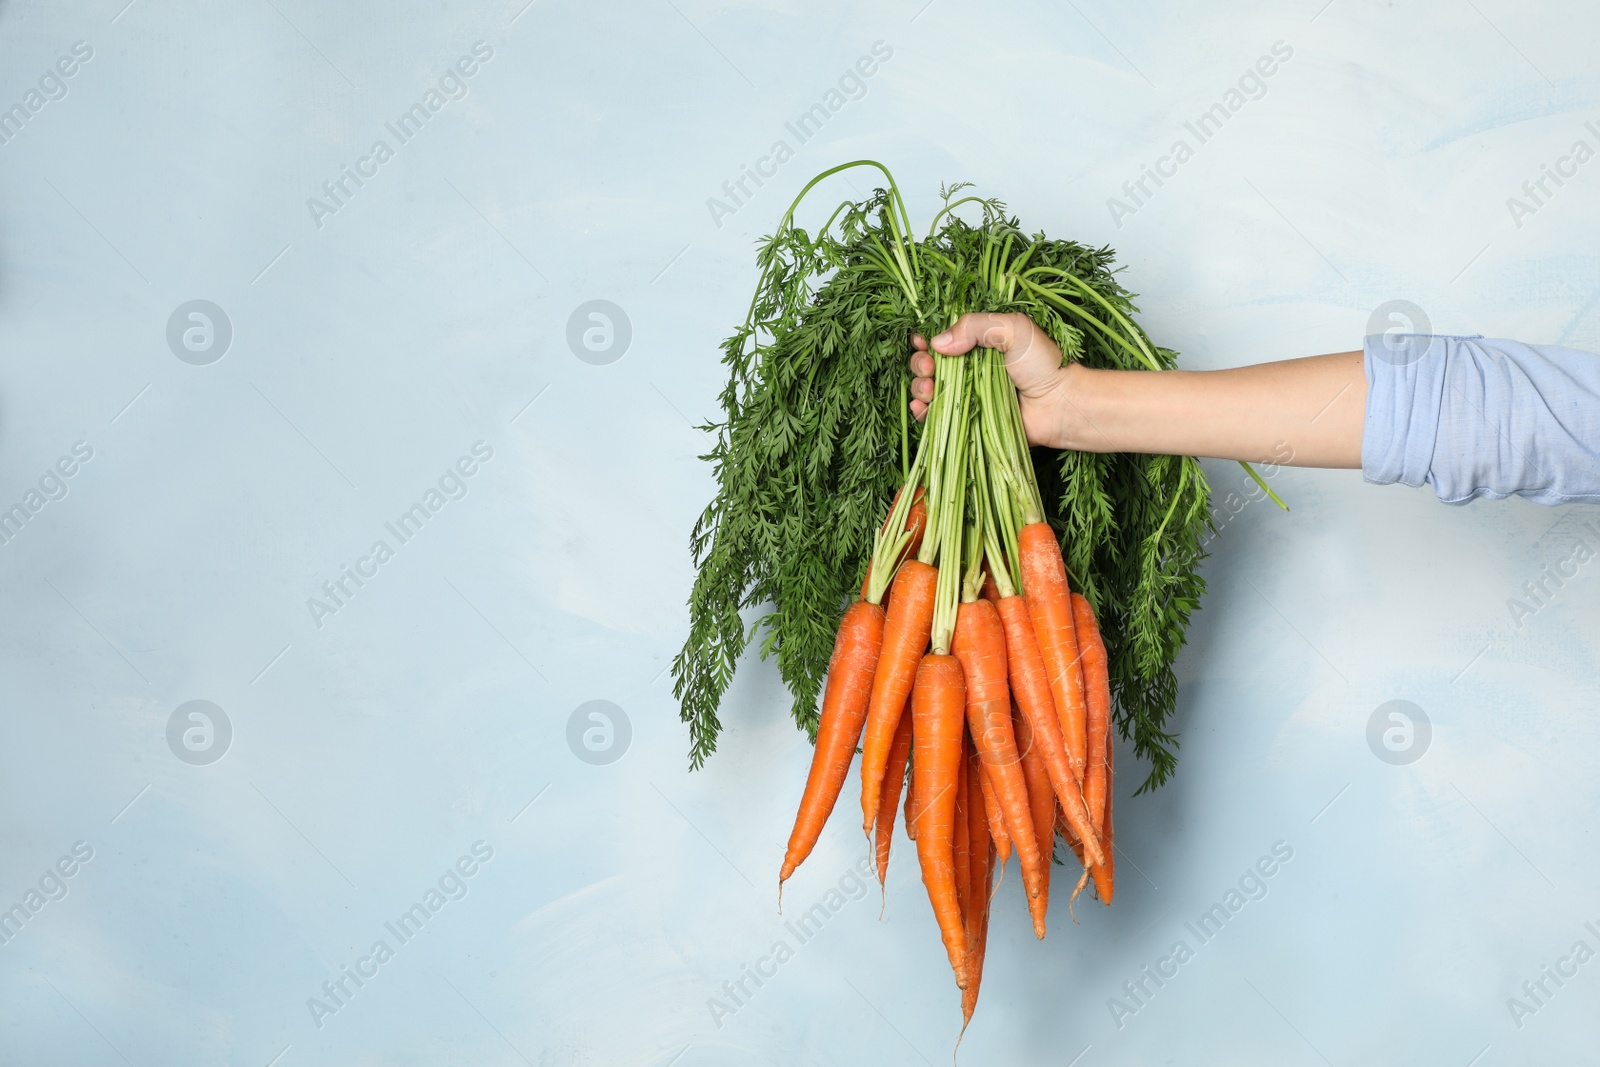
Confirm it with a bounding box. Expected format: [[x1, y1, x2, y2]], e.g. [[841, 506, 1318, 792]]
[[874, 709, 914, 918], [1019, 523, 1089, 783], [861, 561, 938, 840], [910, 653, 969, 991], [779, 600, 885, 886], [994, 593, 1104, 869]]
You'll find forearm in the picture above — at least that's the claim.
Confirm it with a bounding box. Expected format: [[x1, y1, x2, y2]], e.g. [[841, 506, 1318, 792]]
[[1056, 352, 1366, 468]]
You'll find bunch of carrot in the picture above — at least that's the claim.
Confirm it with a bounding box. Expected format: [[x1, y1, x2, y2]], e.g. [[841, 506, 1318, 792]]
[[778, 342, 1117, 1028]]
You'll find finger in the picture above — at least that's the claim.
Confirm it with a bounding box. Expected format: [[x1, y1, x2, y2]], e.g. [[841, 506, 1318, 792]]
[[911, 333, 928, 351], [908, 352, 935, 378], [929, 312, 1025, 355], [911, 375, 934, 402], [933, 312, 1063, 397], [910, 398, 929, 421]]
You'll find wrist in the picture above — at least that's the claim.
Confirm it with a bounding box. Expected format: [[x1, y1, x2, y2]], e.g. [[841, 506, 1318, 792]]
[[1052, 363, 1118, 453]]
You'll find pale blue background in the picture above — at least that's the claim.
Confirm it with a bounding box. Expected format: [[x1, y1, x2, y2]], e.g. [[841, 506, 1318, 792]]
[[1, 1, 1598, 1064]]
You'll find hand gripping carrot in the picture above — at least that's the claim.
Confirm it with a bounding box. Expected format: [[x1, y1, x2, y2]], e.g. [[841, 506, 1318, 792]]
[[993, 592, 1104, 868], [911, 652, 969, 990], [1018, 522, 1090, 782], [860, 559, 938, 838], [874, 710, 914, 892], [779, 598, 885, 886], [952, 598, 1048, 938]]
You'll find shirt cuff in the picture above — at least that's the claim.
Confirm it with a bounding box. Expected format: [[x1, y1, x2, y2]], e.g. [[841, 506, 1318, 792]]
[[1361, 333, 1461, 492], [1362, 332, 1600, 505]]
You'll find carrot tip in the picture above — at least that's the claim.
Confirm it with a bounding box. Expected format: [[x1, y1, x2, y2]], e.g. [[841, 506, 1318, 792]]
[[1067, 870, 1089, 924]]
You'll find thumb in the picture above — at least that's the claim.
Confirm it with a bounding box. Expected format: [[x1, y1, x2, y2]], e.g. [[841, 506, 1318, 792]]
[[929, 312, 1065, 398]]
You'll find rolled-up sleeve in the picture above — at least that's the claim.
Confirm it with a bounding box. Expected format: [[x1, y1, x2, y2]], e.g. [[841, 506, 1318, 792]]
[[1362, 333, 1600, 505]]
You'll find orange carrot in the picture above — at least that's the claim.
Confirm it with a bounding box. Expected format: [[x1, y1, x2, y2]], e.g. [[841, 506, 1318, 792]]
[[994, 593, 1104, 868], [905, 762, 918, 842], [1073, 592, 1111, 834], [980, 569, 1000, 604], [961, 745, 994, 1027], [874, 709, 913, 889], [1018, 523, 1089, 782], [953, 598, 1048, 938], [860, 560, 938, 838], [860, 486, 928, 598], [964, 832, 994, 1021], [779, 599, 885, 885], [965, 745, 989, 914], [910, 653, 968, 990], [978, 765, 1010, 867], [1013, 701, 1054, 919], [1061, 756, 1115, 907], [954, 729, 971, 932], [1057, 806, 1087, 867], [1088, 720, 1115, 905]]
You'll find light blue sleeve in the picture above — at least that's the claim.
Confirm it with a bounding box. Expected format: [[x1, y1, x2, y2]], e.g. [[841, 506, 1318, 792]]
[[1362, 333, 1600, 505]]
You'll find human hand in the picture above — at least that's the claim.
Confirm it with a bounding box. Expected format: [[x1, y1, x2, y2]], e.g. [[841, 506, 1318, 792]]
[[911, 312, 1367, 464], [908, 312, 1079, 449]]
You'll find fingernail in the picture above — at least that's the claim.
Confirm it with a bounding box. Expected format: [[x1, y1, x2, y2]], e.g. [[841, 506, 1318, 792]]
[[932, 332, 952, 347]]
